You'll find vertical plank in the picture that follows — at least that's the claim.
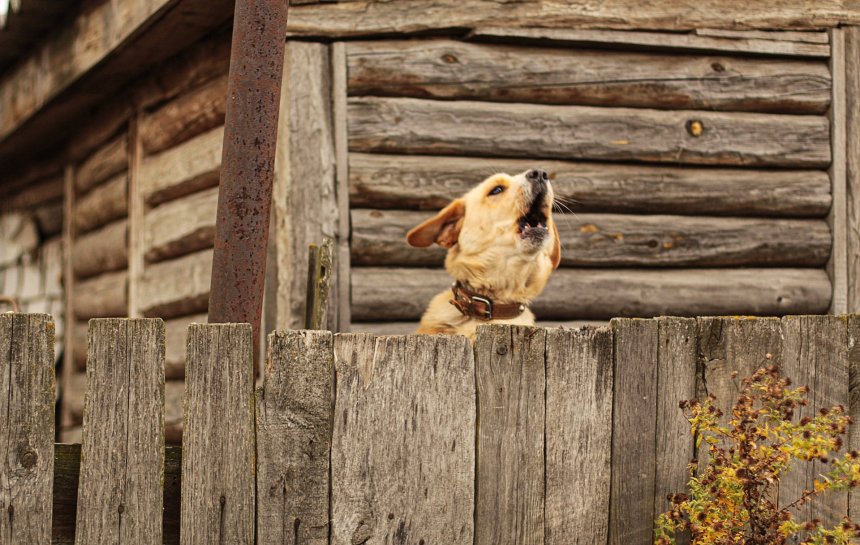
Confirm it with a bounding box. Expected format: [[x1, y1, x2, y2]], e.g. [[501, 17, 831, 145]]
[[257, 330, 334, 545], [0, 313, 55, 545], [74, 318, 165, 545], [331, 333, 475, 545], [609, 318, 658, 545], [846, 26, 860, 313], [779, 316, 849, 526], [181, 324, 254, 545], [269, 41, 338, 332], [475, 325, 545, 545], [829, 27, 848, 315], [128, 114, 144, 318], [545, 326, 612, 545], [848, 315, 860, 521], [332, 41, 351, 332], [61, 165, 76, 433]]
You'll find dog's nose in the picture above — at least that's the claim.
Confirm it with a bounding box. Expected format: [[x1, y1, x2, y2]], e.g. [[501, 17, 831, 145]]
[[526, 169, 549, 184]]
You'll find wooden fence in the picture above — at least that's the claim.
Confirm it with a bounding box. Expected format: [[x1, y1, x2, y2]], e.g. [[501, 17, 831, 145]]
[[2, 312, 859, 545]]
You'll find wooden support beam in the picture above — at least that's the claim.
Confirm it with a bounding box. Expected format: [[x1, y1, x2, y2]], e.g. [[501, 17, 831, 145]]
[[830, 27, 849, 314], [845, 26, 860, 313]]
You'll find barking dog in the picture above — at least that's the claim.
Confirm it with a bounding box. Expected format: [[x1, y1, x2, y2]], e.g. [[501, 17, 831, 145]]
[[406, 169, 561, 339]]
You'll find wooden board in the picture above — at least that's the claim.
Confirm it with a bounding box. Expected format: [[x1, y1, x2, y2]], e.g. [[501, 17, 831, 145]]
[[74, 319, 164, 545], [348, 97, 831, 168], [73, 270, 128, 319], [846, 27, 860, 313], [349, 153, 832, 217], [72, 219, 128, 279], [474, 325, 545, 545], [545, 326, 613, 545], [61, 166, 76, 431], [609, 318, 658, 545], [284, 1, 860, 37], [75, 134, 128, 195], [350, 267, 832, 321], [347, 40, 830, 113], [181, 324, 255, 545], [257, 330, 334, 545], [331, 333, 475, 545], [351, 209, 831, 268], [848, 316, 860, 521], [139, 249, 212, 319], [139, 125, 222, 206], [333, 41, 352, 332], [694, 28, 829, 44], [74, 173, 128, 235], [139, 73, 228, 156], [0, 313, 55, 545], [348, 320, 608, 335], [145, 186, 217, 263], [829, 28, 849, 314]]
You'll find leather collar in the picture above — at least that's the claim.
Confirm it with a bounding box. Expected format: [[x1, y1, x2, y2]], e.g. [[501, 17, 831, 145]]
[[449, 281, 526, 321]]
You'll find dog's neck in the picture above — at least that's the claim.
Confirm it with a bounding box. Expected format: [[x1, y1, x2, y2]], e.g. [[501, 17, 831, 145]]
[[449, 280, 527, 321]]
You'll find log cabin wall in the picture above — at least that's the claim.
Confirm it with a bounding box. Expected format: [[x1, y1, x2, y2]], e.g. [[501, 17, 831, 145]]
[[339, 30, 841, 334]]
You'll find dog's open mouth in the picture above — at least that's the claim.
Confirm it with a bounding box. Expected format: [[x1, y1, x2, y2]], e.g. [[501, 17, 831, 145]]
[[518, 202, 549, 240]]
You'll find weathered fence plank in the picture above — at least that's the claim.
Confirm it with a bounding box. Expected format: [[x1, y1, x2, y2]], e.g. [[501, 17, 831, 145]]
[[346, 39, 830, 113], [779, 316, 849, 527], [331, 333, 475, 545], [0, 313, 55, 545], [545, 326, 612, 545], [348, 97, 831, 168], [849, 316, 860, 522], [74, 318, 165, 545], [475, 325, 546, 545], [609, 318, 658, 545], [349, 153, 832, 217], [257, 330, 334, 545], [351, 209, 831, 268], [181, 324, 255, 545]]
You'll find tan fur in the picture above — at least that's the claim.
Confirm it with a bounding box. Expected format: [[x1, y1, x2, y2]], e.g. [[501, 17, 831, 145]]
[[406, 171, 560, 339]]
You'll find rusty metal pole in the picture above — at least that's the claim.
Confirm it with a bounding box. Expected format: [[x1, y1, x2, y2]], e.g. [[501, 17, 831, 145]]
[[208, 0, 289, 359]]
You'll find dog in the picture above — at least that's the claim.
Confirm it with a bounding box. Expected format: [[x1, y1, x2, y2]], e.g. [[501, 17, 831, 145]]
[[406, 168, 561, 339]]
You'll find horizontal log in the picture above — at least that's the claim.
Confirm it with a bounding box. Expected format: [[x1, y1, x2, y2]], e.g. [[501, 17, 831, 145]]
[[72, 219, 128, 279], [74, 173, 128, 234], [348, 154, 832, 217], [75, 134, 127, 195], [351, 267, 831, 321], [347, 40, 830, 114], [7, 174, 63, 209], [74, 270, 128, 319], [140, 125, 222, 206], [163, 314, 208, 380], [145, 186, 217, 263], [139, 249, 212, 319], [351, 209, 831, 268], [139, 73, 228, 156], [348, 320, 608, 335], [285, 1, 860, 36], [348, 97, 831, 168], [693, 28, 829, 44], [468, 27, 831, 58]]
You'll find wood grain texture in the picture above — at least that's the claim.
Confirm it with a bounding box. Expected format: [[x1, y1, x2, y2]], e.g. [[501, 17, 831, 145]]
[[72, 219, 128, 279], [654, 317, 697, 539], [74, 173, 128, 234], [347, 39, 830, 114], [145, 186, 217, 263], [128, 113, 144, 318], [778, 316, 849, 526], [331, 333, 475, 545], [75, 134, 128, 195], [284, 1, 860, 36], [139, 125, 222, 206], [139, 74, 228, 156], [348, 97, 831, 168], [61, 165, 76, 431], [139, 249, 212, 319], [74, 270, 128, 319], [545, 326, 612, 545], [333, 41, 352, 332], [693, 28, 829, 44], [181, 324, 255, 545], [75, 318, 165, 545], [350, 267, 832, 321], [269, 42, 338, 332], [469, 27, 831, 58], [846, 27, 860, 313], [349, 153, 832, 217], [351, 209, 831, 268], [0, 313, 55, 545], [609, 318, 658, 545], [848, 315, 860, 521], [474, 325, 545, 545], [257, 330, 333, 545], [829, 28, 849, 314]]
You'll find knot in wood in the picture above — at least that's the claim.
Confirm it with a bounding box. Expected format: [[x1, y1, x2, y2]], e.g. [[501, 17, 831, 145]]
[[496, 344, 508, 355], [118, 504, 125, 514], [441, 54, 458, 64], [686, 120, 704, 137], [17, 444, 37, 468], [711, 62, 725, 72]]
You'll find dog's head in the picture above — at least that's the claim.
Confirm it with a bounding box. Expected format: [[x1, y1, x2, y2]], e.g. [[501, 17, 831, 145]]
[[406, 169, 561, 303]]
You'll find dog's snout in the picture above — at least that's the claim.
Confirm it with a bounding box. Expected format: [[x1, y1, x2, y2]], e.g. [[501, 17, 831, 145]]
[[526, 169, 549, 184]]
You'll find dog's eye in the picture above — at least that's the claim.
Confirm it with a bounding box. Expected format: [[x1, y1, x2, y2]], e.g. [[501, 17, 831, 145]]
[[488, 185, 505, 196]]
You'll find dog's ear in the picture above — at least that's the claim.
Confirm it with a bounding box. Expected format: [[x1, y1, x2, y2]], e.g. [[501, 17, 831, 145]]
[[549, 219, 562, 269], [406, 199, 466, 249]]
